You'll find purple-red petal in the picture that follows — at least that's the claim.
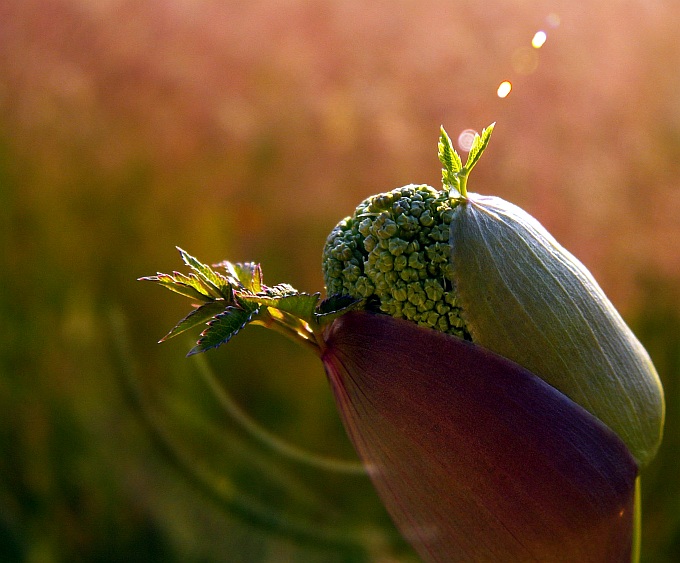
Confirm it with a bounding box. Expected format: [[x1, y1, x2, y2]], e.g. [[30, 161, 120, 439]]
[[321, 311, 637, 562]]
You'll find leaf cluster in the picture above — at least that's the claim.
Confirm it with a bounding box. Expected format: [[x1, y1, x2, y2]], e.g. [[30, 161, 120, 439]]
[[140, 248, 363, 355], [438, 123, 495, 198]]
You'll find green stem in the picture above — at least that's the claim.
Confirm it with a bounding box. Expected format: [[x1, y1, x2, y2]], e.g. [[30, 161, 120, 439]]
[[458, 171, 469, 198], [632, 476, 641, 563], [252, 313, 320, 356], [193, 353, 366, 474], [108, 308, 374, 557]]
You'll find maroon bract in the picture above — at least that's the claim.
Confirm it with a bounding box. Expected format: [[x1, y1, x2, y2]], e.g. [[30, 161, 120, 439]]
[[322, 311, 636, 562]]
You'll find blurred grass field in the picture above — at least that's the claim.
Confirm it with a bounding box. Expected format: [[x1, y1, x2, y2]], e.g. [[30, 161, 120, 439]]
[[1, 0, 680, 561]]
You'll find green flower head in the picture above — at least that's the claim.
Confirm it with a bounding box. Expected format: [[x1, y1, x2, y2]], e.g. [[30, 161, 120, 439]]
[[322, 184, 467, 338]]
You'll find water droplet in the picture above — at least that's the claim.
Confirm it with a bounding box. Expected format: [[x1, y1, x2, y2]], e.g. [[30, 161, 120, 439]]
[[497, 81, 512, 98], [457, 129, 478, 152], [532, 31, 547, 49]]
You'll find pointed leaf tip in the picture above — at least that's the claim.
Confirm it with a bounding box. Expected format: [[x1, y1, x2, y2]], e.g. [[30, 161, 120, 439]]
[[438, 126, 463, 194], [159, 300, 228, 342], [322, 312, 637, 563], [187, 305, 258, 356], [463, 122, 495, 174]]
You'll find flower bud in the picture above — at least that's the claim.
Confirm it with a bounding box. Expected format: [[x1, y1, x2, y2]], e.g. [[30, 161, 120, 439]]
[[143, 125, 664, 562], [323, 126, 664, 469]]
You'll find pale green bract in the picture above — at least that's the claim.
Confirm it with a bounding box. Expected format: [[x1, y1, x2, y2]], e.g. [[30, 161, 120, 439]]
[[322, 124, 664, 468], [449, 194, 665, 467]]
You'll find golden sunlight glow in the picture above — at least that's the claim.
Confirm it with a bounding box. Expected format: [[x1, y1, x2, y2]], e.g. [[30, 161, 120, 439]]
[[532, 31, 547, 49], [497, 81, 512, 98], [267, 307, 285, 320], [297, 319, 314, 339]]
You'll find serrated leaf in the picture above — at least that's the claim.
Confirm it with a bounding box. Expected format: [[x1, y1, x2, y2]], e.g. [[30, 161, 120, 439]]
[[239, 292, 320, 322], [177, 247, 232, 298], [187, 304, 260, 356], [464, 122, 495, 174], [264, 283, 299, 297], [315, 294, 365, 325], [138, 272, 214, 302], [160, 300, 228, 342], [212, 260, 243, 288], [438, 126, 462, 177], [218, 261, 263, 293]]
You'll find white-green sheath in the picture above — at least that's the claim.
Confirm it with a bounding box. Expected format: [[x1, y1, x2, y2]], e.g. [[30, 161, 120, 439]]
[[449, 193, 665, 467]]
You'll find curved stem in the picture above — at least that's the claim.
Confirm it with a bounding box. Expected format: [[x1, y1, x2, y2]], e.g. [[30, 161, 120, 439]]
[[193, 353, 366, 474], [251, 313, 320, 356], [108, 308, 374, 556]]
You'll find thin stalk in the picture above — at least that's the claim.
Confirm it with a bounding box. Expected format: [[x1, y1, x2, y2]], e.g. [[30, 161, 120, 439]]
[[632, 476, 641, 563], [192, 353, 366, 474], [108, 308, 373, 556], [458, 171, 468, 198], [251, 313, 319, 356]]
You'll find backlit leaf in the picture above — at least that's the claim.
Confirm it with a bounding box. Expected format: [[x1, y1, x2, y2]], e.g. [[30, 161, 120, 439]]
[[160, 301, 228, 342], [464, 122, 495, 175], [177, 247, 232, 298], [238, 293, 320, 322], [438, 126, 462, 192], [138, 272, 214, 302], [217, 261, 264, 293], [187, 304, 259, 356]]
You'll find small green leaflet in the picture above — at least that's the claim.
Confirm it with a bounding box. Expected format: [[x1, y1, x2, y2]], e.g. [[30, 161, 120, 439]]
[[187, 303, 260, 356], [438, 126, 462, 193], [139, 271, 215, 302], [464, 122, 495, 175], [160, 301, 228, 342], [177, 247, 232, 298], [239, 292, 320, 321]]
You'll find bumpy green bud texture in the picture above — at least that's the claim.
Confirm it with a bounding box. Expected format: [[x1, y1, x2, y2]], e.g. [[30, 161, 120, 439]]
[[323, 184, 470, 339]]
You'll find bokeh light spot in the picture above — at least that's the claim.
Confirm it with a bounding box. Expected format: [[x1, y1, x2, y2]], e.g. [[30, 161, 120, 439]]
[[457, 129, 478, 152], [532, 31, 547, 49], [497, 81, 512, 98], [546, 13, 561, 28]]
